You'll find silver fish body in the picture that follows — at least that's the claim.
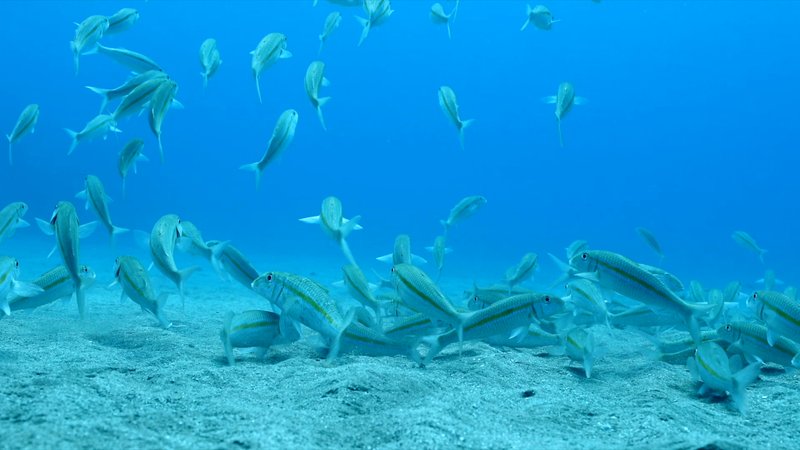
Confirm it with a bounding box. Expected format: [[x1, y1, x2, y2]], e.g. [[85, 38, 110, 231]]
[[114, 256, 170, 328], [6, 104, 39, 164], [250, 33, 291, 103], [240, 109, 299, 189]]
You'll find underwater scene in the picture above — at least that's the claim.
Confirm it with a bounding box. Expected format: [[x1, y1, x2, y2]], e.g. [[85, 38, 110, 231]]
[[1, 0, 799, 448]]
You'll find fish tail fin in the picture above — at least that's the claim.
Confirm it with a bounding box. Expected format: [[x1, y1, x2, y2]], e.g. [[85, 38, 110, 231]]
[[177, 266, 201, 304], [201, 72, 208, 89], [458, 119, 474, 149], [71, 41, 80, 75], [521, 5, 532, 31], [422, 335, 444, 365], [356, 16, 371, 46], [557, 119, 564, 148], [731, 362, 762, 414], [239, 162, 262, 189], [209, 240, 230, 277], [158, 134, 165, 164], [318, 37, 325, 55], [64, 128, 79, 155], [156, 293, 171, 329], [0, 296, 9, 316], [221, 311, 235, 365], [316, 97, 331, 131], [75, 279, 86, 319], [341, 215, 361, 239], [121, 177, 127, 199], [7, 140, 12, 166], [254, 70, 262, 103], [340, 238, 357, 267], [110, 225, 129, 248], [327, 309, 357, 363], [447, 21, 452, 39], [85, 86, 110, 111]]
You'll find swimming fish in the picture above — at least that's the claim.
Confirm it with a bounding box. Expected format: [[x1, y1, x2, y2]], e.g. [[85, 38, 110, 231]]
[[342, 264, 380, 317], [199, 38, 222, 88], [48, 202, 86, 318], [6, 104, 39, 165], [357, 0, 394, 46], [686, 341, 761, 414], [318, 12, 342, 54], [466, 283, 533, 311], [106, 8, 139, 34], [113, 256, 171, 328], [565, 279, 608, 325], [304, 61, 331, 130], [0, 257, 44, 316], [118, 138, 148, 198], [220, 310, 300, 365], [86, 70, 169, 112], [425, 235, 450, 280], [339, 321, 421, 363], [440, 195, 486, 235], [0, 202, 29, 245], [542, 82, 587, 147], [748, 290, 800, 345], [96, 44, 163, 73], [112, 77, 171, 122], [376, 234, 427, 266], [240, 109, 299, 189], [3, 265, 94, 317], [298, 196, 361, 266], [505, 252, 538, 291], [731, 231, 766, 263], [521, 5, 558, 31], [717, 322, 800, 370], [64, 114, 121, 155], [150, 214, 199, 304], [71, 15, 109, 74], [206, 240, 260, 291], [564, 327, 596, 378], [250, 33, 292, 103], [148, 79, 179, 162], [175, 221, 226, 275], [438, 86, 474, 149], [636, 227, 664, 261], [430, 3, 458, 39], [484, 323, 562, 349], [75, 175, 128, 239]]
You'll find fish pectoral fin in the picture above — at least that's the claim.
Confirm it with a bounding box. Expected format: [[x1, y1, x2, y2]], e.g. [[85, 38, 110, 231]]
[[36, 218, 55, 236], [298, 215, 321, 225], [575, 271, 600, 283], [766, 329, 780, 347], [574, 96, 589, 106], [280, 49, 293, 59], [321, 77, 331, 87], [509, 326, 528, 343], [12, 280, 44, 297], [15, 218, 29, 229], [78, 221, 99, 239], [541, 96, 557, 104]]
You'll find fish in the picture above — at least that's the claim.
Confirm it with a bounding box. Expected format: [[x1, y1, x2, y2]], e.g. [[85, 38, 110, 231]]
[[636, 227, 664, 261], [220, 310, 300, 365], [384, 313, 442, 341], [206, 240, 260, 290], [505, 252, 538, 291], [106, 8, 139, 34], [251, 271, 354, 361], [430, 3, 458, 39], [64, 114, 121, 155], [440, 195, 487, 235], [6, 104, 39, 165], [75, 175, 128, 239], [175, 221, 226, 275], [357, 0, 394, 46], [148, 79, 179, 162], [732, 231, 766, 263], [112, 256, 171, 328], [542, 82, 587, 147], [240, 109, 299, 189], [86, 70, 169, 112], [199, 38, 222, 88], [376, 234, 427, 266], [466, 283, 533, 311], [484, 323, 562, 349], [117, 138, 148, 197], [149, 214, 199, 304], [112, 77, 171, 122], [564, 327, 596, 378], [438, 86, 474, 149], [747, 290, 800, 345], [0, 257, 45, 316], [424, 235, 450, 280], [95, 44, 164, 73], [318, 12, 342, 54], [639, 330, 720, 365], [298, 196, 361, 266], [3, 265, 94, 317], [305, 61, 332, 130], [565, 279, 608, 325], [47, 202, 86, 318], [717, 322, 800, 370], [521, 5, 558, 31], [250, 33, 292, 103], [71, 15, 109, 74], [342, 264, 380, 317], [339, 322, 421, 363], [0, 202, 30, 245], [686, 341, 762, 414]]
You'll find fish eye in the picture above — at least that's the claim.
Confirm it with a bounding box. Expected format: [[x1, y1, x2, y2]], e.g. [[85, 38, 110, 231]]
[[266, 274, 273, 282], [725, 324, 732, 331], [581, 253, 588, 260], [14, 260, 19, 268], [544, 295, 551, 303], [391, 267, 396, 273], [752, 293, 758, 300]]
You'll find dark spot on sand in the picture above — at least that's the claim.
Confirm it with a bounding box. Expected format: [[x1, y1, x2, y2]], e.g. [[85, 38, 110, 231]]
[[521, 390, 535, 398]]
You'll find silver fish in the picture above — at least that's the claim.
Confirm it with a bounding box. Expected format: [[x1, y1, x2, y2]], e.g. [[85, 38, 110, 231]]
[[342, 264, 380, 316], [318, 12, 342, 54], [438, 86, 474, 149], [206, 240, 259, 290], [376, 234, 427, 266], [64, 114, 120, 155], [0, 257, 44, 316], [636, 227, 664, 260], [148, 79, 179, 162], [250, 33, 292, 103], [298, 196, 361, 266], [96, 44, 163, 73], [149, 214, 199, 303], [112, 77, 170, 122], [441, 195, 486, 234], [732, 231, 766, 263], [6, 104, 39, 165], [717, 321, 800, 370], [240, 109, 299, 189], [106, 8, 139, 34], [521, 5, 558, 31], [305, 61, 331, 130], [339, 321, 421, 363], [564, 327, 596, 378], [357, 0, 394, 46], [220, 310, 300, 365], [425, 235, 450, 280], [118, 138, 148, 198], [71, 15, 109, 74], [199, 38, 222, 88], [75, 175, 128, 238], [4, 265, 94, 316], [748, 290, 800, 345], [542, 82, 587, 147], [0, 202, 29, 245], [430, 3, 458, 39], [48, 202, 86, 318], [505, 252, 538, 291], [86, 70, 169, 112], [113, 256, 170, 328], [686, 342, 761, 414], [175, 221, 226, 275]]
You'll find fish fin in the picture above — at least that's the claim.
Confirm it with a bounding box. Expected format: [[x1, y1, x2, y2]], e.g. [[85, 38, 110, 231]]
[[316, 97, 331, 131], [575, 271, 600, 282], [541, 96, 557, 104], [46, 245, 56, 259], [78, 221, 98, 239], [340, 215, 361, 238], [254, 71, 262, 104], [7, 141, 12, 165], [209, 240, 230, 277], [375, 254, 393, 264], [112, 225, 129, 236], [64, 128, 79, 155], [239, 162, 262, 189], [279, 314, 302, 342], [341, 217, 363, 230], [15, 218, 29, 229], [321, 77, 331, 88], [767, 329, 779, 347], [411, 254, 428, 265], [35, 218, 54, 236], [221, 311, 235, 365], [156, 293, 171, 328], [11, 280, 44, 298], [0, 299, 8, 316], [791, 353, 800, 368], [171, 98, 184, 110], [327, 308, 357, 363], [75, 189, 89, 210], [422, 334, 444, 365], [85, 86, 110, 111], [299, 215, 321, 225], [331, 280, 345, 288], [574, 96, 589, 106], [458, 118, 475, 150], [280, 49, 292, 59], [339, 238, 357, 267], [509, 326, 528, 343], [356, 16, 371, 46], [731, 362, 762, 414], [76, 284, 86, 319], [557, 118, 564, 148], [520, 19, 530, 32], [686, 356, 699, 381], [446, 21, 452, 39]]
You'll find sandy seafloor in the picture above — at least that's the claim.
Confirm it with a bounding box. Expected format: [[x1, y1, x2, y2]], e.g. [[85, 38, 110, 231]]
[[1, 239, 798, 450]]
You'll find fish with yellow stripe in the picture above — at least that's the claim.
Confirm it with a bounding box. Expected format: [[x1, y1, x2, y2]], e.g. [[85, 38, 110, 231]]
[[747, 290, 800, 346], [686, 341, 762, 414], [2, 265, 94, 317], [221, 310, 300, 365], [112, 256, 170, 328]]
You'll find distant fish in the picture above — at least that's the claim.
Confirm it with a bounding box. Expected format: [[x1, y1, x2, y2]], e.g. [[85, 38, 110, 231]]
[[542, 82, 587, 147], [75, 175, 128, 239], [505, 252, 538, 291], [250, 33, 292, 103], [113, 256, 171, 328], [64, 114, 121, 155], [148, 79, 179, 162], [376, 234, 427, 267], [521, 5, 558, 31], [96, 44, 163, 74], [357, 0, 394, 46], [6, 104, 39, 165], [686, 341, 761, 414], [117, 138, 148, 197], [564, 327, 597, 378], [0, 257, 44, 316], [150, 214, 199, 304], [299, 196, 362, 266], [3, 265, 94, 317], [430, 2, 459, 38], [304, 61, 331, 130], [106, 8, 139, 34], [199, 38, 222, 88], [0, 202, 29, 245], [635, 227, 664, 260], [86, 70, 169, 112], [438, 86, 474, 149], [71, 15, 109, 74], [240, 109, 299, 189], [318, 12, 342, 54], [175, 221, 226, 275], [220, 310, 300, 365], [425, 235, 450, 280], [731, 230, 766, 263], [440, 195, 487, 235], [47, 202, 86, 318]]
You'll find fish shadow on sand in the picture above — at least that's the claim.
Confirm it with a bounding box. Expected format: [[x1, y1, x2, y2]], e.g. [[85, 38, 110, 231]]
[[86, 328, 170, 350]]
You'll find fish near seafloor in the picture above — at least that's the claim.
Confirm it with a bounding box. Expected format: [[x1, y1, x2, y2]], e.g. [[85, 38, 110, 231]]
[[376, 234, 427, 267], [339, 321, 422, 363], [716, 321, 800, 370], [0, 202, 29, 245], [174, 221, 227, 276], [113, 256, 171, 328], [240, 109, 299, 190], [150, 214, 200, 304], [206, 240, 260, 290], [542, 82, 587, 147], [3, 265, 95, 318], [250, 33, 292, 104], [686, 341, 762, 414], [304, 61, 331, 131], [0, 257, 45, 317], [75, 175, 129, 239], [6, 104, 39, 165], [438, 86, 474, 149], [298, 196, 361, 266], [564, 327, 597, 379], [221, 310, 301, 365], [47, 202, 86, 318], [747, 290, 800, 346]]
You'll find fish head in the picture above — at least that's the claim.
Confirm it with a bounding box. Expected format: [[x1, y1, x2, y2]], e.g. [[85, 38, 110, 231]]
[[715, 323, 740, 344], [569, 251, 597, 274], [533, 294, 566, 320], [13, 202, 28, 218], [80, 265, 97, 285]]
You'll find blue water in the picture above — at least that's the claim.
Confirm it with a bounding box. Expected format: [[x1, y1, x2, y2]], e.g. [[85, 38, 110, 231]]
[[2, 0, 799, 288]]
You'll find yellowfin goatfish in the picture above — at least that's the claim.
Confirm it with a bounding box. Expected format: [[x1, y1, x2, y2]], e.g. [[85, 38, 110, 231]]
[[564, 327, 596, 378], [357, 0, 394, 46], [565, 279, 608, 325], [250, 33, 292, 103], [342, 264, 380, 317], [318, 12, 342, 54], [112, 77, 170, 122], [0, 257, 44, 316], [64, 114, 121, 155], [376, 234, 427, 266], [221, 310, 300, 365], [0, 202, 29, 245], [686, 342, 761, 414], [71, 15, 108, 75], [339, 321, 421, 363], [732, 230, 766, 263], [150, 214, 199, 304], [206, 241, 260, 290], [199, 38, 222, 88], [86, 70, 168, 112], [438, 86, 474, 149], [521, 5, 558, 31], [106, 8, 139, 34], [299, 196, 362, 266], [6, 104, 39, 165], [748, 290, 800, 346], [542, 82, 587, 147], [251, 271, 355, 361], [440, 195, 486, 235], [305, 61, 332, 130], [175, 221, 227, 275], [430, 3, 458, 39], [48, 202, 87, 318], [425, 235, 451, 280], [717, 322, 800, 370], [96, 44, 163, 73], [118, 138, 147, 198], [148, 79, 179, 162], [240, 109, 299, 189], [636, 227, 664, 261], [75, 175, 128, 239], [3, 265, 94, 317], [505, 252, 538, 291], [112, 256, 170, 328]]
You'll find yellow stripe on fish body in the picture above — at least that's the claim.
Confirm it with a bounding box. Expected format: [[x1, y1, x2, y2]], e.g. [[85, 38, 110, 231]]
[[339, 322, 420, 363], [749, 291, 800, 345], [717, 321, 800, 369], [342, 264, 379, 311], [391, 264, 461, 325], [6, 265, 94, 314]]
